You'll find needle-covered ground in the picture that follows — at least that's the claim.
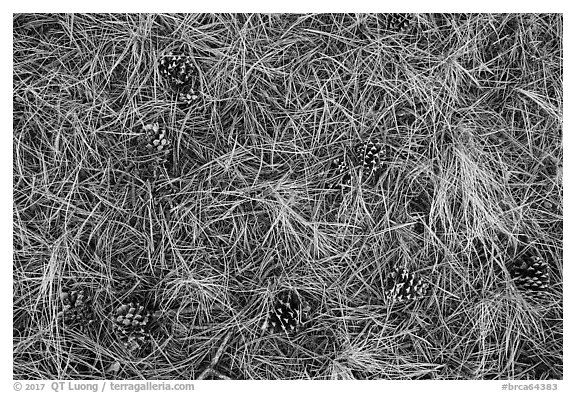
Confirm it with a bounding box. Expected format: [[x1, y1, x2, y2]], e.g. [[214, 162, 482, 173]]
[[13, 13, 562, 380]]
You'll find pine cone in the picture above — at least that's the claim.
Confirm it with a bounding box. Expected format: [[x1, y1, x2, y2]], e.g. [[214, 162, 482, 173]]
[[511, 253, 550, 292], [354, 138, 384, 179], [158, 52, 201, 106], [113, 302, 153, 352], [263, 290, 311, 334], [141, 123, 170, 153], [328, 139, 385, 192], [176, 88, 201, 106], [158, 52, 197, 87], [56, 288, 94, 332], [329, 157, 352, 191], [384, 268, 430, 303], [384, 13, 413, 33]]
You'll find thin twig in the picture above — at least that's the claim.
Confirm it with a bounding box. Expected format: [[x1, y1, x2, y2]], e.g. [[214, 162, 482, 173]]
[[210, 330, 233, 368], [197, 330, 234, 380]]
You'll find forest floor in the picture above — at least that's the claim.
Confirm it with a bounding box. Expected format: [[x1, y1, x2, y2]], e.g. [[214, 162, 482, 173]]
[[13, 13, 562, 380]]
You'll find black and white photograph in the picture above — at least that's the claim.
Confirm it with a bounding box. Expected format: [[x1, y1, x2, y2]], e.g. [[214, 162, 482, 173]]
[[12, 11, 563, 385]]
